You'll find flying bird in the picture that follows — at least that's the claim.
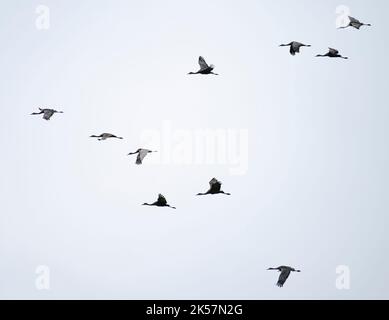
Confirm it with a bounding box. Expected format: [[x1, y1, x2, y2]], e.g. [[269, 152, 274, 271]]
[[268, 266, 301, 287], [188, 56, 218, 75], [31, 108, 63, 121], [316, 48, 348, 59], [279, 41, 311, 56], [128, 149, 157, 165], [90, 133, 123, 141], [339, 16, 371, 30], [142, 194, 176, 209], [197, 178, 231, 196]]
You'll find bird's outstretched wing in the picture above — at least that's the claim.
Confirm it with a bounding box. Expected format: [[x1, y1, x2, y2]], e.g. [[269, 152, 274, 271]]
[[209, 178, 222, 193], [348, 16, 360, 24], [157, 194, 167, 206], [43, 110, 54, 120], [136, 149, 148, 165], [198, 56, 209, 70], [329, 48, 339, 55], [136, 153, 142, 165], [277, 269, 291, 287]]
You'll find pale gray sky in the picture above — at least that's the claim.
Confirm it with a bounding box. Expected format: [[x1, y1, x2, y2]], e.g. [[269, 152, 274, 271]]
[[0, 0, 388, 299]]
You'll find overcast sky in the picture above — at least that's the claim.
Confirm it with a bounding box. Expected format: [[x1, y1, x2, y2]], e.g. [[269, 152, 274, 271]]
[[0, 0, 388, 299]]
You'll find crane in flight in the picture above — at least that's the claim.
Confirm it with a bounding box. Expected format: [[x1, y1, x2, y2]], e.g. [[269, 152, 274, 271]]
[[316, 48, 348, 59], [90, 133, 123, 141], [339, 16, 371, 30], [128, 149, 157, 165], [31, 108, 63, 121], [197, 178, 231, 196], [188, 56, 218, 75], [279, 41, 311, 56], [142, 194, 176, 209], [267, 266, 301, 287]]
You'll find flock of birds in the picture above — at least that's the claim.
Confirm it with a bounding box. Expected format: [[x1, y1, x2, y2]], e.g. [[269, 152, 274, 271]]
[[279, 16, 371, 60], [29, 14, 371, 288]]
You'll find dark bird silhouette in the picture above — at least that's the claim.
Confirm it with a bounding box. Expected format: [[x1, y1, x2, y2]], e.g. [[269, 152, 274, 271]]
[[128, 149, 157, 165], [338, 16, 371, 30], [197, 178, 231, 196], [31, 108, 63, 120], [279, 41, 311, 56], [316, 48, 348, 59], [143, 194, 176, 209], [188, 56, 218, 75], [90, 133, 123, 141], [268, 266, 301, 287]]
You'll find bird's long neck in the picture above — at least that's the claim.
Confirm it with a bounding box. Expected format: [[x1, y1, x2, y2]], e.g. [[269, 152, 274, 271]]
[[197, 192, 208, 196]]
